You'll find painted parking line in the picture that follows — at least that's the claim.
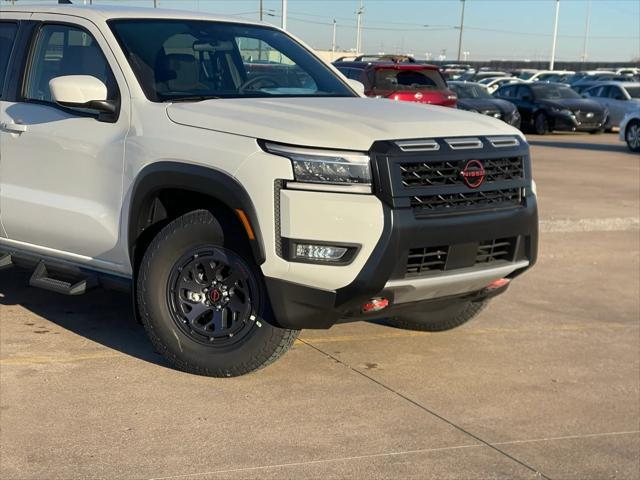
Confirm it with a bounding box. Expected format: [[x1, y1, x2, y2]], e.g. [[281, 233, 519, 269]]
[[144, 430, 640, 479], [0, 351, 121, 366], [540, 216, 639, 233]]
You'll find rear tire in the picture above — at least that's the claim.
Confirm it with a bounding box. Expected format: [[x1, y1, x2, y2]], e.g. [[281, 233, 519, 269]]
[[626, 120, 640, 153], [385, 299, 489, 332], [136, 209, 298, 377]]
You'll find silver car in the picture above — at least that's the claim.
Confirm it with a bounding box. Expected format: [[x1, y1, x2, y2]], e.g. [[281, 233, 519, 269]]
[[584, 82, 640, 129]]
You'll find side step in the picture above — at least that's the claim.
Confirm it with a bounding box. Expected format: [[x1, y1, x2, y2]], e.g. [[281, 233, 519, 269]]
[[29, 262, 97, 296], [0, 253, 13, 270]]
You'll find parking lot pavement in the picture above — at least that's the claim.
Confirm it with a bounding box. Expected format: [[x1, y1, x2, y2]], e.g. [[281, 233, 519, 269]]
[[1, 132, 638, 480]]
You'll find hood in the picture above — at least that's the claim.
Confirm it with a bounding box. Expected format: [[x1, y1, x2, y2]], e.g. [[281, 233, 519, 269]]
[[457, 98, 516, 114], [166, 97, 519, 151], [538, 98, 605, 112]]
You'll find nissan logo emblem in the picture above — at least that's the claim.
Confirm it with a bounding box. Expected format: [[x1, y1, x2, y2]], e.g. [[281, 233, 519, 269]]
[[461, 160, 485, 188]]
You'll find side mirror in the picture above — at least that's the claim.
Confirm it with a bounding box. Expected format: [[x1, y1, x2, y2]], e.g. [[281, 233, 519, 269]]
[[346, 79, 366, 96], [50, 75, 117, 114], [522, 95, 532, 102]]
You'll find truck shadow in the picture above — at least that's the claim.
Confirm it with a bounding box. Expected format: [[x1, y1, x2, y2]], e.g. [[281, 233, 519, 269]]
[[0, 268, 168, 368]]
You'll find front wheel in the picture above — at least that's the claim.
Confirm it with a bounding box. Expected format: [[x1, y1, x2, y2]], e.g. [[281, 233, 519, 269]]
[[534, 112, 551, 135], [385, 299, 489, 332], [626, 120, 640, 153], [137, 209, 298, 377]]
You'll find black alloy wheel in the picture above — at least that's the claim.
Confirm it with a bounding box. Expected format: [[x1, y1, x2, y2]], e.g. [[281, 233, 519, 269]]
[[168, 247, 258, 346]]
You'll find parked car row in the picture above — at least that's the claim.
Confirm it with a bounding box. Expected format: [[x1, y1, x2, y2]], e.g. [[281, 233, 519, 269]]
[[334, 56, 638, 139]]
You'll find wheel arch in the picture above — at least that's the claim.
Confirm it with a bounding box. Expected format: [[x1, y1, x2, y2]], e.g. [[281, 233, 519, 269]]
[[128, 162, 266, 271]]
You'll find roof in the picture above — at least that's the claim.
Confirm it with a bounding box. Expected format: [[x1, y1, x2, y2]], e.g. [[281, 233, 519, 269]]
[[583, 82, 640, 88], [0, 4, 264, 27]]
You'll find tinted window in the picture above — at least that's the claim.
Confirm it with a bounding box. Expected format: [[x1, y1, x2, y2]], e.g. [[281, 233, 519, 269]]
[[0, 22, 18, 98], [608, 87, 625, 99], [449, 83, 491, 99], [531, 84, 580, 100], [516, 85, 532, 99], [109, 19, 352, 101], [373, 67, 446, 91], [497, 85, 516, 98], [625, 86, 640, 99], [25, 24, 117, 104]]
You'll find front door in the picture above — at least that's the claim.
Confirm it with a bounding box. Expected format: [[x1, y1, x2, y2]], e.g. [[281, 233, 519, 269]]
[[0, 15, 130, 271]]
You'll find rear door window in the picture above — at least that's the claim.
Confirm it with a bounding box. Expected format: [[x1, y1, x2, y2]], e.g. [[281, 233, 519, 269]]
[[0, 22, 18, 97], [373, 67, 446, 91]]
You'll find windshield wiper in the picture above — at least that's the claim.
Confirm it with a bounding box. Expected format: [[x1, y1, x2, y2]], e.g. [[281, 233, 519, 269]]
[[165, 95, 221, 103]]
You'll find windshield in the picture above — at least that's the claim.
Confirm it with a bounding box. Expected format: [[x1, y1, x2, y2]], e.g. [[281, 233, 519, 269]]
[[449, 83, 492, 99], [517, 71, 535, 80], [531, 84, 581, 100], [373, 67, 446, 91], [109, 19, 353, 101]]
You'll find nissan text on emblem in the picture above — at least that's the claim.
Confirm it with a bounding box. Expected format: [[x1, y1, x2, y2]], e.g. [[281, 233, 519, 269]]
[[461, 160, 485, 188]]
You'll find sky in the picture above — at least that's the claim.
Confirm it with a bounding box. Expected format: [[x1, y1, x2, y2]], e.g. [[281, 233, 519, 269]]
[[6, 0, 640, 61]]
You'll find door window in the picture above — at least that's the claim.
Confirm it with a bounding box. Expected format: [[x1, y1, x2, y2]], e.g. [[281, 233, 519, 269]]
[[608, 87, 625, 100], [597, 86, 611, 98], [24, 24, 117, 106], [498, 85, 516, 98], [515, 85, 531, 100], [0, 22, 18, 97]]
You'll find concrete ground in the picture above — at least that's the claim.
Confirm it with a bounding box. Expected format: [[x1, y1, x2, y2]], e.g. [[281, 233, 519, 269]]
[[1, 132, 638, 480]]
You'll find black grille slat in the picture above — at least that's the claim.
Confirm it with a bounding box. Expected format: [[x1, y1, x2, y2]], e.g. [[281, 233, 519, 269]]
[[411, 188, 522, 215], [406, 246, 448, 275], [400, 157, 524, 188], [405, 237, 517, 277], [476, 238, 516, 264]]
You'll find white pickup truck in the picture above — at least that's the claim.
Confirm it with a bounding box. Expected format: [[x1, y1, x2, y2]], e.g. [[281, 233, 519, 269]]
[[0, 4, 538, 377]]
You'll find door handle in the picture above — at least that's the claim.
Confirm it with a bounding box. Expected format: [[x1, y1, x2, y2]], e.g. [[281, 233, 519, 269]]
[[0, 121, 28, 134]]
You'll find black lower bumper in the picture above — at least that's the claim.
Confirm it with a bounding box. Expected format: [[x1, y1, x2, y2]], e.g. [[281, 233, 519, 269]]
[[265, 195, 538, 330]]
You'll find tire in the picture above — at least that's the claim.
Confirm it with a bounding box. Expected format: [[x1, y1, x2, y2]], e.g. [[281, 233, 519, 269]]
[[136, 209, 299, 377], [385, 299, 489, 332], [625, 120, 640, 153], [534, 112, 550, 135]]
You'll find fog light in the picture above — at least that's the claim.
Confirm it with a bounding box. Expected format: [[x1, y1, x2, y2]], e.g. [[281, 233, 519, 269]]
[[294, 243, 348, 262], [362, 297, 389, 313], [486, 278, 510, 290]]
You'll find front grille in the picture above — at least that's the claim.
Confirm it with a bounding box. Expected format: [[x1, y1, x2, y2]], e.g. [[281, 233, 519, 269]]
[[406, 246, 448, 276], [411, 188, 522, 216], [476, 238, 516, 264], [400, 157, 523, 188], [405, 237, 518, 277], [575, 110, 602, 123]]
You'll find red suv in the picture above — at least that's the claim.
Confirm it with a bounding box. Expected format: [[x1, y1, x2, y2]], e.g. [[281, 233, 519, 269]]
[[334, 57, 457, 107]]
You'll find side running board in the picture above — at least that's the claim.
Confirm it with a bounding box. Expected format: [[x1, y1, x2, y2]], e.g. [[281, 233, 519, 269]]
[[29, 262, 97, 296]]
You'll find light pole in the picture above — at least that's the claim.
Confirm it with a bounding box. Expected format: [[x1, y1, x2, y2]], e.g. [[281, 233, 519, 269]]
[[355, 0, 364, 54], [549, 0, 560, 70], [259, 0, 263, 21], [281, 0, 288, 30], [582, 0, 591, 63], [456, 0, 466, 62], [332, 19, 337, 53]]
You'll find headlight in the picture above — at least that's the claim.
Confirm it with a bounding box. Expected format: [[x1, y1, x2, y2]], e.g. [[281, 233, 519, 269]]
[[264, 142, 371, 187]]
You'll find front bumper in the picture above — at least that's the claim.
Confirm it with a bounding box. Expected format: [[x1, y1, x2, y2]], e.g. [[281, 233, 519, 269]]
[[265, 194, 538, 330], [551, 112, 605, 131]]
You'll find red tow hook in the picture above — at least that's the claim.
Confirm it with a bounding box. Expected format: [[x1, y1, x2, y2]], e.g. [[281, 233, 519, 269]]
[[486, 278, 511, 290]]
